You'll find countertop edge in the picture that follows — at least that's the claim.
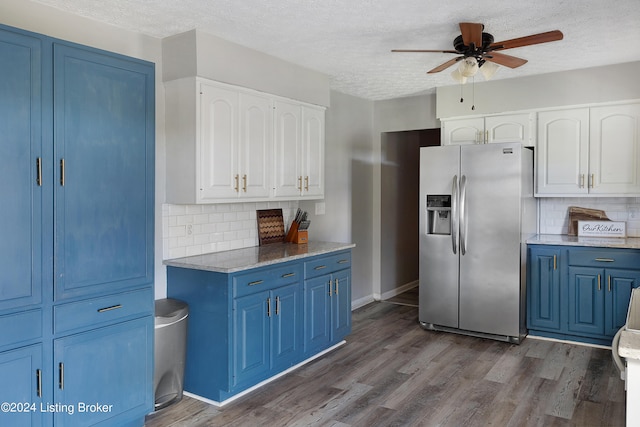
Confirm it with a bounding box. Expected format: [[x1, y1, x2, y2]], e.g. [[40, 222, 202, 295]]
[[163, 242, 356, 273], [526, 234, 640, 249]]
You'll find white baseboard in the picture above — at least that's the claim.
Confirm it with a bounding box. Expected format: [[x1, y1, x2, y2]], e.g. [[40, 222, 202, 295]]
[[378, 280, 418, 301]]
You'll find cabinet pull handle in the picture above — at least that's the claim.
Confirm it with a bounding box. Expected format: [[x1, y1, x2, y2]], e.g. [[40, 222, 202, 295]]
[[36, 369, 42, 398], [328, 279, 333, 296], [305, 176, 309, 192], [595, 258, 615, 262], [338, 259, 349, 264], [598, 274, 601, 291], [276, 296, 280, 315], [608, 275, 612, 292], [60, 159, 65, 186], [485, 130, 489, 144], [314, 265, 327, 270], [267, 297, 271, 317], [589, 174, 594, 188], [282, 273, 296, 278], [580, 174, 585, 188], [97, 304, 122, 313], [59, 362, 64, 390], [234, 174, 239, 192], [335, 278, 339, 295], [248, 280, 263, 286], [298, 176, 303, 192], [242, 174, 247, 192], [553, 255, 557, 271], [36, 158, 42, 186]]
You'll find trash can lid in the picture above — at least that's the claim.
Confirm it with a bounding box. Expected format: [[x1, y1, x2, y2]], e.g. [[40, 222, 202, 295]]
[[155, 298, 188, 326]]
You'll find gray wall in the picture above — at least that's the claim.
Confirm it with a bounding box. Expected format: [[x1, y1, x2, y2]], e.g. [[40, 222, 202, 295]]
[[437, 61, 640, 118], [300, 91, 374, 307]]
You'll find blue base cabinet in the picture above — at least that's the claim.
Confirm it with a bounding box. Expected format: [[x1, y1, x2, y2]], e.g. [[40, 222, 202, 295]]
[[528, 245, 640, 345], [0, 23, 155, 427], [167, 249, 352, 404]]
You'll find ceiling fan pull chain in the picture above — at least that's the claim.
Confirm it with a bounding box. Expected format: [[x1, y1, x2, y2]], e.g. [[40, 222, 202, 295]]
[[471, 77, 476, 111], [460, 82, 464, 103]]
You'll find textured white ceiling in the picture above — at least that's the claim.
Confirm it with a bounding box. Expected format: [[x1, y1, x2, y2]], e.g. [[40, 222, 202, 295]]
[[31, 0, 640, 100]]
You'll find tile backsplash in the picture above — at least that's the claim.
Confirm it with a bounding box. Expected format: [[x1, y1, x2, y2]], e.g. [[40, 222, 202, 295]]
[[539, 197, 640, 237], [163, 201, 299, 259]]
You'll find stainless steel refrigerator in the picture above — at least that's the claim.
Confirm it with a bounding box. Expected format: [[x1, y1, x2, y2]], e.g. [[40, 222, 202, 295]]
[[419, 142, 536, 343]]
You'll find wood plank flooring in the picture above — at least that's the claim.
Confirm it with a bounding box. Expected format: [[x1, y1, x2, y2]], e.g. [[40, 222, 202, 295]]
[[145, 291, 626, 427]]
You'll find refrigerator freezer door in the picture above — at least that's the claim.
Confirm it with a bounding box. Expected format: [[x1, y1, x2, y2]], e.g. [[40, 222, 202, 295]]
[[459, 143, 523, 337], [419, 146, 460, 328]]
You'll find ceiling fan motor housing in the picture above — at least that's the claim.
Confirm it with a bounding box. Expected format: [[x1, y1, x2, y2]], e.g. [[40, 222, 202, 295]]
[[453, 32, 495, 65]]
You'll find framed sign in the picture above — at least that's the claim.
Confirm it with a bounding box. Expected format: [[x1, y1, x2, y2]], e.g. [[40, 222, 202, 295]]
[[577, 221, 626, 238]]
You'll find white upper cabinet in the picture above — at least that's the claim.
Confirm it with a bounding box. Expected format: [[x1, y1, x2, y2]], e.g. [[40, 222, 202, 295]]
[[274, 100, 325, 199], [589, 104, 640, 195], [537, 108, 590, 195], [442, 113, 534, 146], [536, 103, 640, 196], [165, 77, 324, 203]]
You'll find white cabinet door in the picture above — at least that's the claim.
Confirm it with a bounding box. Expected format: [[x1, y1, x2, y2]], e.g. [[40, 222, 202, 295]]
[[239, 93, 272, 198], [485, 113, 535, 146], [589, 104, 640, 194], [199, 83, 239, 201], [302, 106, 325, 198], [274, 100, 303, 197], [442, 118, 484, 145], [536, 108, 589, 195]]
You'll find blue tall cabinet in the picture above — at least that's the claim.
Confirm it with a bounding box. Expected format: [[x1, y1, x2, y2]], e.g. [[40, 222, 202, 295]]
[[0, 24, 154, 427]]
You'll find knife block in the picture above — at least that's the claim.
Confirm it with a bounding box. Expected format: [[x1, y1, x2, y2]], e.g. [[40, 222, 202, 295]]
[[294, 230, 308, 244]]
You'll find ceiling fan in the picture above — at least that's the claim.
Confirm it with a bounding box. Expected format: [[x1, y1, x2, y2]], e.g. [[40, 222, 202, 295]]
[[392, 22, 563, 77]]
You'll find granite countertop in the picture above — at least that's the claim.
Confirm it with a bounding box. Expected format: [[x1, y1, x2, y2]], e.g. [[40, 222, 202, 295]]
[[527, 234, 640, 249], [163, 241, 355, 273]]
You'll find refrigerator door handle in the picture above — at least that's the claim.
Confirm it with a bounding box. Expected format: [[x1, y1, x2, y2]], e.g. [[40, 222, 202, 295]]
[[460, 175, 467, 255], [451, 175, 458, 254]]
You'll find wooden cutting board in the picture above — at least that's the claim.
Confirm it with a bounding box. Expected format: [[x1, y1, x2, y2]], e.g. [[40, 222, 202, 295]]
[[568, 206, 610, 235], [257, 209, 285, 245]]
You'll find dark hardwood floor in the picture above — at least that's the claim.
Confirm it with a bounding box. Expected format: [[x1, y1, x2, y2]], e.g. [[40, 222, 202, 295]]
[[145, 290, 626, 426]]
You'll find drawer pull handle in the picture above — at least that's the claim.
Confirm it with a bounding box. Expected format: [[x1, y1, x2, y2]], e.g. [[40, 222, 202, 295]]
[[338, 259, 349, 264], [282, 273, 296, 278], [594, 258, 615, 262], [248, 280, 264, 286], [315, 265, 327, 270], [97, 304, 122, 313], [36, 369, 42, 397], [59, 363, 64, 390]]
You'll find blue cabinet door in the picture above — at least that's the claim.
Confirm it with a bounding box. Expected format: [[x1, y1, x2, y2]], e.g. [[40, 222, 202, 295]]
[[53, 317, 153, 427], [332, 269, 352, 342], [0, 345, 43, 427], [605, 268, 640, 337], [304, 275, 331, 354], [53, 43, 154, 300], [528, 247, 562, 331], [271, 282, 302, 371], [0, 27, 44, 311], [233, 291, 270, 388], [568, 266, 605, 336]]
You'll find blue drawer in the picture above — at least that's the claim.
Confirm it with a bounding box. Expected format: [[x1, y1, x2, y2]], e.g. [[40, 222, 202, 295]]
[[54, 287, 153, 334], [233, 262, 302, 298], [0, 309, 42, 350], [304, 251, 352, 279], [568, 247, 640, 270]]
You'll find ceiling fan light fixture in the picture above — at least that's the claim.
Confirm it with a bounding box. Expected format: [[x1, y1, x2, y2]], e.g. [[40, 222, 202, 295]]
[[451, 68, 467, 84], [458, 57, 479, 77], [480, 61, 499, 80]]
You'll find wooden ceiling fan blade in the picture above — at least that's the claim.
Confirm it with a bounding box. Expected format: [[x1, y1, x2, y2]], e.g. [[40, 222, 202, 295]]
[[427, 57, 462, 74], [490, 30, 563, 50], [484, 51, 528, 68], [391, 49, 458, 53], [459, 22, 483, 48]]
